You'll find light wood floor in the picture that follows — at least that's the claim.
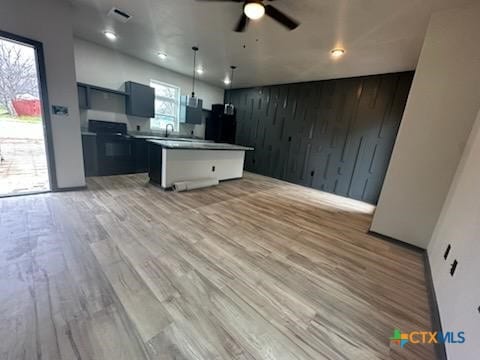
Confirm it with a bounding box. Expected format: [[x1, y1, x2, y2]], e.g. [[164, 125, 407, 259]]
[[0, 172, 435, 359]]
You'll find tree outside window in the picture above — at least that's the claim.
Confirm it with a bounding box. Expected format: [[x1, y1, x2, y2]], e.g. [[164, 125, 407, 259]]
[[0, 38, 39, 116], [150, 80, 180, 131]]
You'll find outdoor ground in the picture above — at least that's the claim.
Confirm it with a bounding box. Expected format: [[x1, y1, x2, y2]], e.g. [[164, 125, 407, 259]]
[[0, 115, 50, 196]]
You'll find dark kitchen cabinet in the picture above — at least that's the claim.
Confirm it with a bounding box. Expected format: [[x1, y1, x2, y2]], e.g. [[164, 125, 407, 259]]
[[148, 142, 162, 185], [205, 105, 236, 144], [179, 96, 203, 124], [133, 138, 149, 173], [77, 83, 128, 111], [96, 134, 135, 176], [77, 84, 89, 109], [77, 82, 154, 119], [125, 81, 155, 118], [81, 134, 98, 176], [82, 135, 149, 177]]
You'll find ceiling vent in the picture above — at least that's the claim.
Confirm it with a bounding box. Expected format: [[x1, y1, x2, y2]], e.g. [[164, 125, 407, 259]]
[[107, 7, 132, 23]]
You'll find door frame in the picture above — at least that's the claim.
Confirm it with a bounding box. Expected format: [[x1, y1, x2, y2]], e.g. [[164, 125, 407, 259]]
[[0, 29, 58, 192]]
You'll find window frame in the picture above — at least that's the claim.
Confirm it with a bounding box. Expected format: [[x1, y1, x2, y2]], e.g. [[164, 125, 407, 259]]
[[150, 80, 181, 131]]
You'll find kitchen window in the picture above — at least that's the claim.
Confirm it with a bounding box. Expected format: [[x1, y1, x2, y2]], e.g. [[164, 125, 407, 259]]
[[150, 80, 180, 130]]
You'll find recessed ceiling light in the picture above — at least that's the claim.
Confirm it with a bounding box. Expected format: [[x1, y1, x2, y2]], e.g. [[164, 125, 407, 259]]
[[331, 48, 345, 58], [104, 30, 117, 41], [244, 2, 265, 20], [196, 67, 204, 75], [157, 52, 167, 60], [224, 78, 231, 85]]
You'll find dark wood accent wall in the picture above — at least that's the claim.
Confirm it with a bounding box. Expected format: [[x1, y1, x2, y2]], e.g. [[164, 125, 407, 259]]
[[226, 71, 414, 204]]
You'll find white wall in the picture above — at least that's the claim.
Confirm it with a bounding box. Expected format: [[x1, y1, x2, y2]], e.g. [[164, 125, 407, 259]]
[[427, 108, 480, 360], [1, 0, 85, 188], [371, 3, 480, 248], [73, 38, 224, 137], [162, 149, 245, 188]]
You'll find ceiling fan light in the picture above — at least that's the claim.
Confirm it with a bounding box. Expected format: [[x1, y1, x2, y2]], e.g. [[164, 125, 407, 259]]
[[244, 2, 265, 20], [331, 48, 345, 58]]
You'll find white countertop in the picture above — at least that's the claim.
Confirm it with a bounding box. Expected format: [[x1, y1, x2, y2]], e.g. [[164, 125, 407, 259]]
[[130, 134, 212, 142], [147, 139, 254, 151]]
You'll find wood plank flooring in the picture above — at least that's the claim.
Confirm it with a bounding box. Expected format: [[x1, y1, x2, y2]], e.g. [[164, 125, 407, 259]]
[[0, 172, 435, 359]]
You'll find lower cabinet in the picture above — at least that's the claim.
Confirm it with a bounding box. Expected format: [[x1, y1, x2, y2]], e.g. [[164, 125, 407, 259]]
[[133, 138, 148, 173], [81, 135, 98, 177], [148, 142, 162, 185], [81, 135, 149, 177]]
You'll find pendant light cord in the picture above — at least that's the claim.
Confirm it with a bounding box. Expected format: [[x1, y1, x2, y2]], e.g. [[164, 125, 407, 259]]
[[229, 66, 236, 104], [192, 46, 198, 98]]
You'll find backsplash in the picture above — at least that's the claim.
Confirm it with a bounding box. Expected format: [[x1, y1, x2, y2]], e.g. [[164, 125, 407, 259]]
[[79, 109, 206, 138]]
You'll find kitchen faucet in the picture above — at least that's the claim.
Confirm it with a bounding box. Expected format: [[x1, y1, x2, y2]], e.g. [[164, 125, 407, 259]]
[[165, 123, 174, 137]]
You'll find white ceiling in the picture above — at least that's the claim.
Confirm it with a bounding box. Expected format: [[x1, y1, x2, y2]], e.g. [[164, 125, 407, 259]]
[[69, 0, 473, 89]]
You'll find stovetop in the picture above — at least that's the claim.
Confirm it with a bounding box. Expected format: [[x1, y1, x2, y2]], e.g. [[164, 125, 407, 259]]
[[88, 120, 127, 135]]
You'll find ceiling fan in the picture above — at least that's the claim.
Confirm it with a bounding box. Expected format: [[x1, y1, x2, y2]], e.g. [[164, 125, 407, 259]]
[[196, 0, 300, 32]]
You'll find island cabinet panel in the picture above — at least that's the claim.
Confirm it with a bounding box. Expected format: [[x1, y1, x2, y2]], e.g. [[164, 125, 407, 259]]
[[133, 138, 149, 173], [148, 143, 163, 185], [161, 149, 245, 188], [226, 71, 414, 204], [146, 140, 252, 189]]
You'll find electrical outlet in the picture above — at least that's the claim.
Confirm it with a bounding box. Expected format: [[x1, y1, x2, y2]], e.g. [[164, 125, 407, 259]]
[[136, 125, 140, 131], [444, 244, 451, 260], [450, 259, 458, 276], [212, 166, 215, 172]]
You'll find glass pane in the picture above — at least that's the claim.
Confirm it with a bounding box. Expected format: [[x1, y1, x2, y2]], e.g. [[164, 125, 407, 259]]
[[151, 116, 177, 130], [150, 80, 179, 131], [151, 82, 177, 100], [155, 99, 176, 117]]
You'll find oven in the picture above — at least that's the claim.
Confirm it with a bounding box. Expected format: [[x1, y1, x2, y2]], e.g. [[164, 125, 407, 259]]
[[88, 120, 135, 175]]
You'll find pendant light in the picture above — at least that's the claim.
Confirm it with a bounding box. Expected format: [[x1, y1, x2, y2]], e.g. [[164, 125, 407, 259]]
[[225, 66, 236, 115], [189, 46, 199, 108]]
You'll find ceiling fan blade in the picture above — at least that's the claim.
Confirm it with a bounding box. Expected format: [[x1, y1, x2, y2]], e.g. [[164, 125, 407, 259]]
[[264, 5, 300, 30], [234, 13, 249, 32]]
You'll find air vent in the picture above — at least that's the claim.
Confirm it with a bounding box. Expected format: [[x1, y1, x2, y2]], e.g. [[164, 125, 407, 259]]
[[107, 7, 132, 23]]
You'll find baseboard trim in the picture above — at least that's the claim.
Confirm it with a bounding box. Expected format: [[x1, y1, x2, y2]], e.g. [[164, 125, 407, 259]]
[[367, 230, 425, 253], [424, 253, 448, 360], [54, 185, 88, 192], [0, 190, 50, 199], [368, 230, 447, 359]]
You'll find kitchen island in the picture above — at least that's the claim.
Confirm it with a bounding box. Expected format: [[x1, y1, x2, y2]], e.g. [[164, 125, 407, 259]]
[[147, 139, 254, 189]]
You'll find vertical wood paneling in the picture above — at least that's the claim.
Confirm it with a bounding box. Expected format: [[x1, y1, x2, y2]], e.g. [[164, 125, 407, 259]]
[[228, 72, 414, 204]]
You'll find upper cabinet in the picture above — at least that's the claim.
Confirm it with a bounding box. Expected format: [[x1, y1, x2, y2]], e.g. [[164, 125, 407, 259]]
[[125, 81, 155, 118], [179, 95, 203, 124], [77, 83, 89, 109], [77, 81, 154, 119]]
